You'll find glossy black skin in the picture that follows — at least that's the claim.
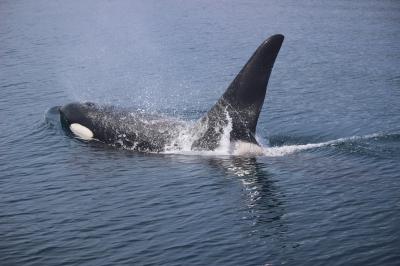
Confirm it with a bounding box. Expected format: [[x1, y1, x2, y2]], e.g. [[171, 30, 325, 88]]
[[60, 103, 178, 151], [60, 34, 284, 152]]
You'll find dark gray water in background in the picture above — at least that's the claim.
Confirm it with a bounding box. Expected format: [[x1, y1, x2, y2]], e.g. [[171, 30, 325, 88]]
[[1, 0, 400, 265]]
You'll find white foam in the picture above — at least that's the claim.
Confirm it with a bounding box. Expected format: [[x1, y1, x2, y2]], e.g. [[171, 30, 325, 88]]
[[161, 109, 266, 156], [262, 133, 381, 157], [214, 109, 233, 154], [263, 142, 329, 157], [161, 128, 383, 157], [233, 141, 264, 156]]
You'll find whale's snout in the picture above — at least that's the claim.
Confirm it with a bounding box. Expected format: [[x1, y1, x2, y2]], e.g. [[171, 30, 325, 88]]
[[59, 102, 96, 140]]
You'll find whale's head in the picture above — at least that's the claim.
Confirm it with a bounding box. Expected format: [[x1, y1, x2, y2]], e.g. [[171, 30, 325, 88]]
[[59, 102, 99, 140]]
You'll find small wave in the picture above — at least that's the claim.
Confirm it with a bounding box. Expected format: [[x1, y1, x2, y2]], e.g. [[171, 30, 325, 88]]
[[262, 133, 385, 157]]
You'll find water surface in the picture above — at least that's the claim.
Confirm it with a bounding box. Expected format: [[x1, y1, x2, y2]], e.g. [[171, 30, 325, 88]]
[[1, 0, 400, 265]]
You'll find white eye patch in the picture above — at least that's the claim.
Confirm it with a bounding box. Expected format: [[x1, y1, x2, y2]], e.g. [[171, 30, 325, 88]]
[[70, 123, 94, 140]]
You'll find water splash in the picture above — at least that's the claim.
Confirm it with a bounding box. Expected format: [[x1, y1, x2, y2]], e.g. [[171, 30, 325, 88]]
[[162, 130, 391, 157]]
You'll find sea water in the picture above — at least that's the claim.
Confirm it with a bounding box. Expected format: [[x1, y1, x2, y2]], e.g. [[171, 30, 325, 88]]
[[1, 0, 399, 265]]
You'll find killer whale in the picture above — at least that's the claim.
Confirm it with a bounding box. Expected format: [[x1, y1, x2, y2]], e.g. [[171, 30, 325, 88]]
[[59, 34, 284, 152]]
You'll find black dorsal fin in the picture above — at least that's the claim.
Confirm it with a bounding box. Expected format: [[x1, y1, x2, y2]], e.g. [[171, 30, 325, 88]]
[[193, 34, 284, 150]]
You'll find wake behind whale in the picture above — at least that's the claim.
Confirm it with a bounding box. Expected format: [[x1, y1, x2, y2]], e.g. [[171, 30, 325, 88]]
[[59, 34, 284, 154]]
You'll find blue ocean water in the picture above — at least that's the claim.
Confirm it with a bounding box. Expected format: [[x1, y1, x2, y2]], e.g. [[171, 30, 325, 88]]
[[1, 0, 400, 265]]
